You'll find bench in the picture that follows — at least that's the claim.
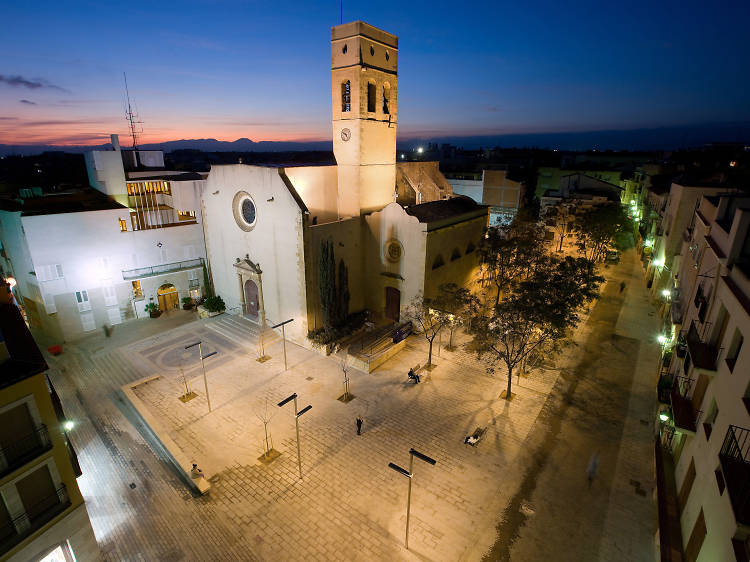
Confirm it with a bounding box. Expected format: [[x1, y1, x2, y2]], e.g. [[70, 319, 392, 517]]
[[408, 363, 425, 383], [464, 427, 487, 446]]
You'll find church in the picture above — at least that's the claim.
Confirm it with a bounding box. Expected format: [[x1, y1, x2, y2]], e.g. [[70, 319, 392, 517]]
[[201, 21, 488, 346]]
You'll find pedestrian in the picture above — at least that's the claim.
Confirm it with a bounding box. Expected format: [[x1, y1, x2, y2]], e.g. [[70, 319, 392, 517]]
[[356, 416, 363, 435], [191, 463, 205, 479], [619, 281, 626, 293], [586, 452, 600, 488]]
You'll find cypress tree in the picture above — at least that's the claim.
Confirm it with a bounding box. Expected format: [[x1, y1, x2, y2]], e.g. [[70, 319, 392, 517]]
[[318, 240, 336, 329], [337, 259, 350, 327]]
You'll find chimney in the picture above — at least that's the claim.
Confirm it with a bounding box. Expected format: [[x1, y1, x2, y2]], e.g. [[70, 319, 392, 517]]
[[111, 134, 121, 151]]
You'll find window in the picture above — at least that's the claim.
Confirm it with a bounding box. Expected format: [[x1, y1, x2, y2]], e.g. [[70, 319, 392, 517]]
[[726, 329, 743, 372], [341, 81, 351, 112], [106, 307, 122, 326], [80, 311, 95, 332], [432, 254, 445, 269], [451, 248, 461, 261], [36, 264, 63, 282], [367, 81, 376, 113], [703, 399, 718, 440], [678, 458, 696, 511], [715, 466, 725, 495], [75, 290, 91, 312], [103, 284, 117, 307], [119, 218, 127, 232], [178, 210, 196, 221], [188, 270, 199, 288], [41, 292, 56, 314], [684, 509, 706, 562], [132, 280, 143, 299], [466, 241, 476, 254], [382, 84, 390, 114]]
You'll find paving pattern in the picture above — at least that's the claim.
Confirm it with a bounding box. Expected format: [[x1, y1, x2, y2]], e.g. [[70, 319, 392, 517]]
[[44, 250, 658, 561]]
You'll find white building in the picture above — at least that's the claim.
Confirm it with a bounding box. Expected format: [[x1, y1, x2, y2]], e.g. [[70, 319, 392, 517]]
[[447, 170, 524, 226], [0, 138, 207, 342], [201, 21, 488, 346]]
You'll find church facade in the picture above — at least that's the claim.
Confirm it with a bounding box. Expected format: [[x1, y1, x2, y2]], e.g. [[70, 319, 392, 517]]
[[202, 21, 488, 346]]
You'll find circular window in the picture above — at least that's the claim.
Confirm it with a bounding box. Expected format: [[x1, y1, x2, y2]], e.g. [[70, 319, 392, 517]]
[[342, 44, 347, 54], [232, 191, 257, 231], [370, 46, 374, 56], [385, 239, 403, 263]]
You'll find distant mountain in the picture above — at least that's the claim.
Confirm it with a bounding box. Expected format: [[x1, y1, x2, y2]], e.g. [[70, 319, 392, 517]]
[[1, 122, 748, 156]]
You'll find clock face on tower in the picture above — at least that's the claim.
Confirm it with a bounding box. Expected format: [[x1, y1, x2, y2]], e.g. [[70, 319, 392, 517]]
[[340, 128, 351, 141]]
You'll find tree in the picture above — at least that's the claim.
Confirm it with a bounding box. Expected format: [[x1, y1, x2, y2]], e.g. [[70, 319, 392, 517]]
[[467, 255, 604, 400], [433, 283, 473, 350], [337, 258, 350, 326], [572, 203, 629, 263], [477, 218, 546, 305], [545, 203, 575, 253], [318, 239, 350, 330], [404, 295, 452, 368]]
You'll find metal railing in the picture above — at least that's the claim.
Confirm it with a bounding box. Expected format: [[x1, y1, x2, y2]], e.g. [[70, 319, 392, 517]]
[[189, 278, 200, 288], [122, 258, 204, 280], [0, 484, 70, 555], [0, 425, 52, 477], [686, 321, 719, 371], [719, 425, 750, 526]]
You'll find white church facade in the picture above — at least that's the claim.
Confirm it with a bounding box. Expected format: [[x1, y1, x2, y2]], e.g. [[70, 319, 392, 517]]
[[202, 21, 488, 346]]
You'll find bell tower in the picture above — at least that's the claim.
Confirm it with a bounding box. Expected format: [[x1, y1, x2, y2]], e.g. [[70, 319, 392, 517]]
[[331, 21, 398, 216]]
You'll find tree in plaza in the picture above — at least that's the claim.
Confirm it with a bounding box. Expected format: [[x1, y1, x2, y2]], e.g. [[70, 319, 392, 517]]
[[404, 295, 453, 368], [318, 240, 350, 329], [433, 283, 473, 350], [477, 216, 546, 305], [467, 255, 604, 400], [571, 203, 630, 263], [544, 203, 576, 253]]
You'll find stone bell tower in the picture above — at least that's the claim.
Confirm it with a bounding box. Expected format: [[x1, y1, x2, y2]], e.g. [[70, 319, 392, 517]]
[[331, 21, 398, 217]]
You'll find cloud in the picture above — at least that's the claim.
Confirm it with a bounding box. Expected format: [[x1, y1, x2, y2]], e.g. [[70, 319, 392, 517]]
[[0, 117, 18, 121], [0, 75, 68, 92], [19, 99, 37, 105]]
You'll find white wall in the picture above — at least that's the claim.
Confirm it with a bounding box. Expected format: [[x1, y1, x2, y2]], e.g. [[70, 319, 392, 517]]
[[202, 165, 309, 343], [449, 179, 483, 203], [84, 150, 127, 205]]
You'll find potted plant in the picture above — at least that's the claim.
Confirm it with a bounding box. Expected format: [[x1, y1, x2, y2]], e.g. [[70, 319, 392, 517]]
[[182, 296, 195, 310], [145, 302, 161, 318]]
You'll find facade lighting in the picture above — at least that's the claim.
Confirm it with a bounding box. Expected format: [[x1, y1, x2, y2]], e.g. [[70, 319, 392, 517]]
[[657, 335, 667, 345], [659, 413, 670, 422], [662, 289, 671, 298], [63, 420, 74, 431]]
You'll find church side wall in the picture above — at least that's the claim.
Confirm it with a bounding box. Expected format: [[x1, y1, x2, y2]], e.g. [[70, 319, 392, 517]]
[[304, 217, 366, 333], [283, 166, 339, 224], [202, 165, 308, 344]]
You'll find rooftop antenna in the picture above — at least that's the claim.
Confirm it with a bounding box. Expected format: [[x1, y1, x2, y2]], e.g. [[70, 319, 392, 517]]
[[123, 72, 143, 151]]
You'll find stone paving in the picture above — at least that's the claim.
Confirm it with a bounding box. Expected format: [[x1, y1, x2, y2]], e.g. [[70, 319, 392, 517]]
[[42, 249, 659, 561]]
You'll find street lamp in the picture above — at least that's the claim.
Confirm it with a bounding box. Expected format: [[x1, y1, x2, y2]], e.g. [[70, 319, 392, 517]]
[[271, 319, 294, 371], [388, 448, 436, 550], [277, 393, 311, 479], [662, 289, 671, 299], [185, 341, 217, 412], [657, 335, 667, 345]]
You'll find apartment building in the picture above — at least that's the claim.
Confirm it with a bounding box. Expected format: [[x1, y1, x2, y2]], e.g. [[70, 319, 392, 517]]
[[655, 194, 750, 562], [0, 278, 98, 561]]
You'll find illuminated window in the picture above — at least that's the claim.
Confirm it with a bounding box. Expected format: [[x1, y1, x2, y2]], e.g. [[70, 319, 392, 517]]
[[178, 210, 196, 221], [132, 280, 143, 299], [163, 181, 171, 195], [367, 81, 376, 112], [119, 218, 127, 232], [341, 81, 351, 112]]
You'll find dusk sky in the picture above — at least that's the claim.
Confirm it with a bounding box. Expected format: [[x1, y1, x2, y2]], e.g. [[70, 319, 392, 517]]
[[1, 0, 749, 146]]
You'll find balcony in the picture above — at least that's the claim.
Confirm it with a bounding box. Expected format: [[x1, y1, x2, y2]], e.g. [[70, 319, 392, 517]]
[[0, 485, 70, 556], [685, 322, 718, 374], [670, 377, 701, 434], [0, 425, 52, 478], [719, 426, 750, 527], [122, 258, 204, 281]]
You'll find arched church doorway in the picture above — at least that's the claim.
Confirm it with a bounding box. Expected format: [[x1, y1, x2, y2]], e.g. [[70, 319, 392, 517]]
[[385, 287, 400, 322], [244, 280, 259, 317], [157, 283, 179, 311]]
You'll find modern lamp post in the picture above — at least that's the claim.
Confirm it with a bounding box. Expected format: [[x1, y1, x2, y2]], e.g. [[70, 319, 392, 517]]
[[271, 319, 294, 371], [388, 448, 436, 549], [185, 341, 217, 412], [277, 393, 311, 479]]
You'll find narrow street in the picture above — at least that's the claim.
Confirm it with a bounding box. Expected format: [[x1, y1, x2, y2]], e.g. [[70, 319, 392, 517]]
[[472, 248, 660, 561]]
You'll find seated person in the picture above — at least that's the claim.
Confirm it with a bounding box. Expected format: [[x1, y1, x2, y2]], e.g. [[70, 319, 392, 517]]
[[464, 435, 478, 445], [408, 368, 420, 383]]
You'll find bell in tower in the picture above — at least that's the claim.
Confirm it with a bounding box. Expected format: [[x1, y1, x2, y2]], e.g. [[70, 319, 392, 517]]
[[331, 21, 398, 216]]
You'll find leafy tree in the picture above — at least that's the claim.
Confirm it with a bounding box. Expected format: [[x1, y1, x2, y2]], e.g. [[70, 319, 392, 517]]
[[477, 218, 546, 305], [544, 203, 576, 253], [572, 203, 629, 263], [404, 295, 452, 368], [467, 255, 603, 400], [433, 283, 473, 350]]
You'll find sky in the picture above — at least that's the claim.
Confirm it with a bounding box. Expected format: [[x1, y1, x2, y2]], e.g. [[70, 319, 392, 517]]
[[1, 0, 749, 146]]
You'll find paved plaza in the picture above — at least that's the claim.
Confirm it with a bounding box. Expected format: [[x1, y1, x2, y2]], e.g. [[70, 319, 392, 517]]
[[43, 249, 660, 561]]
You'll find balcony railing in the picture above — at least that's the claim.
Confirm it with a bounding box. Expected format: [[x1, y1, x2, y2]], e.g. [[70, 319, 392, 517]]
[[0, 484, 70, 556], [122, 258, 204, 281], [670, 377, 701, 434], [719, 425, 750, 527], [685, 321, 718, 373], [189, 278, 200, 289], [0, 425, 52, 478]]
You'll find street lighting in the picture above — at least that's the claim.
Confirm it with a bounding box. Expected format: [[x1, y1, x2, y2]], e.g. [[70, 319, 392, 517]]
[[662, 289, 671, 299], [657, 335, 667, 345], [271, 319, 294, 371], [388, 448, 436, 550], [185, 341, 217, 412], [277, 393, 311, 479]]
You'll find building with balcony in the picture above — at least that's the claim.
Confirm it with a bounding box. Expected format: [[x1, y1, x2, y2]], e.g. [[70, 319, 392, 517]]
[[0, 139, 207, 342], [655, 193, 750, 562], [0, 278, 98, 561]]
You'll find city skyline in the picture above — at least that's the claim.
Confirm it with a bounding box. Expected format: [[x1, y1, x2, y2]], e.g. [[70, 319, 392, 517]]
[[2, 0, 749, 147]]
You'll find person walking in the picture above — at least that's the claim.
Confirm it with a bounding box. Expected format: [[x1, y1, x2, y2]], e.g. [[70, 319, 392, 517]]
[[586, 452, 600, 488], [356, 416, 363, 435], [619, 281, 626, 293]]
